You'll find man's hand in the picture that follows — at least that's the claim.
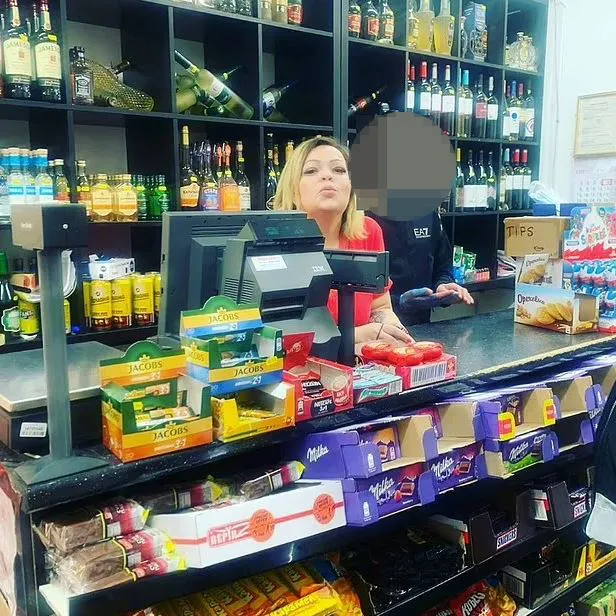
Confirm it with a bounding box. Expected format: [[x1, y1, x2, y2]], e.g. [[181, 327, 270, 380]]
[[436, 282, 474, 305]]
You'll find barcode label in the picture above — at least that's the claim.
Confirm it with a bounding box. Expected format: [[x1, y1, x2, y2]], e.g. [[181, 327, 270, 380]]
[[107, 522, 121, 538], [502, 573, 525, 599], [412, 362, 448, 387], [19, 422, 47, 438]]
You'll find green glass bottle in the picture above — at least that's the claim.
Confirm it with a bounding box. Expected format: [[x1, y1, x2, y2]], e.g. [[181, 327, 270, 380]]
[[0, 251, 19, 344], [133, 174, 148, 221], [150, 175, 170, 220]]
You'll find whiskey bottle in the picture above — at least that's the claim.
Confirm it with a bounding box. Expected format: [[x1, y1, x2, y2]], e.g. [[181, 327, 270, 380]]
[[264, 133, 278, 209], [219, 145, 240, 211], [4, 0, 33, 99], [179, 125, 200, 211], [361, 1, 379, 41], [70, 46, 94, 105], [53, 159, 70, 203], [287, 0, 302, 25], [198, 142, 219, 211], [348, 0, 361, 37], [378, 0, 395, 44], [32, 0, 61, 102], [235, 141, 251, 211], [75, 160, 91, 216]]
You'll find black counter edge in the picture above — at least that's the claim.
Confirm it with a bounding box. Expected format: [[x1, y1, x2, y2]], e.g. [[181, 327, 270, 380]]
[[10, 336, 615, 514]]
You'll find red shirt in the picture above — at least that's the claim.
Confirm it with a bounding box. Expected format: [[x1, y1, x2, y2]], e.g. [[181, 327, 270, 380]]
[[327, 216, 393, 327]]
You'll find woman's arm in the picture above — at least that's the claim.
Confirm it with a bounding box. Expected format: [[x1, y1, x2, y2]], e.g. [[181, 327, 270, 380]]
[[355, 292, 415, 345]]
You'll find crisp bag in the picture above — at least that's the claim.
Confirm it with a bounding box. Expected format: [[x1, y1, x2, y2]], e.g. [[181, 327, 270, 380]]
[[450, 581, 495, 616]]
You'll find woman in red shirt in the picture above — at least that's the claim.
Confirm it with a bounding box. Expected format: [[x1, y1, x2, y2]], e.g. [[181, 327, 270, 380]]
[[273, 136, 413, 346]]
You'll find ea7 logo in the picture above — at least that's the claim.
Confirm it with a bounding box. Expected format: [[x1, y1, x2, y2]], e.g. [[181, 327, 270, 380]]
[[414, 227, 430, 239]]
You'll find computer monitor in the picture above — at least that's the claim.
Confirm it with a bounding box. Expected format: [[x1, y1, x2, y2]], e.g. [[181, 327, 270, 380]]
[[158, 210, 332, 340]]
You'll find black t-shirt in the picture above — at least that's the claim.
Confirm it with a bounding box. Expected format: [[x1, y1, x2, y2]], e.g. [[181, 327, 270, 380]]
[[366, 210, 454, 325]]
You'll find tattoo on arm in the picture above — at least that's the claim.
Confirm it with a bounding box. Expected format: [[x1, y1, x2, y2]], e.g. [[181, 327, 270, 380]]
[[370, 310, 388, 324]]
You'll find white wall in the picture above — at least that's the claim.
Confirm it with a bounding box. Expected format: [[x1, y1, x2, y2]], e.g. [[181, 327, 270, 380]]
[[540, 0, 616, 201]]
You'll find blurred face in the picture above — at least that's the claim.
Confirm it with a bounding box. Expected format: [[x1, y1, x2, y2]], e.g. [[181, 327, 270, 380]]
[[297, 145, 352, 220]]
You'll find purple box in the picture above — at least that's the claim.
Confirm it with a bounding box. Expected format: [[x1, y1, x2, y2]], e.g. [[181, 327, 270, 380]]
[[342, 462, 436, 526], [429, 442, 487, 493]]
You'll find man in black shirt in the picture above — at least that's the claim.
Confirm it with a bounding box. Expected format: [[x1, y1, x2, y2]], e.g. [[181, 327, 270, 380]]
[[366, 210, 474, 326]]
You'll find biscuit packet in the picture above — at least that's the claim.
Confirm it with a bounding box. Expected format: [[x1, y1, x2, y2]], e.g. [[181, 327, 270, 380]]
[[517, 254, 550, 285]]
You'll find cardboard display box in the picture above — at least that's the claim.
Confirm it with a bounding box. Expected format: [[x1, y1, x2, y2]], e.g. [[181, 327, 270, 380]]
[[100, 340, 212, 463], [149, 480, 346, 568], [504, 216, 570, 259], [576, 579, 616, 616], [586, 541, 616, 575], [371, 353, 458, 391], [427, 490, 535, 565], [211, 381, 295, 443]]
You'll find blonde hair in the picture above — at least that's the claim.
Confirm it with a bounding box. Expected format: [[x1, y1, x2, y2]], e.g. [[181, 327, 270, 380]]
[[272, 136, 367, 241]]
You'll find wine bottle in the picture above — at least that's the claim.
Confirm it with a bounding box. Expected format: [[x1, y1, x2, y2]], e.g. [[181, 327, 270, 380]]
[[348, 0, 361, 38], [461, 69, 473, 137], [174, 50, 254, 119], [406, 63, 416, 112], [455, 147, 464, 212], [498, 149, 508, 211], [486, 151, 497, 210], [263, 80, 297, 119], [522, 83, 535, 142], [508, 80, 522, 141], [180, 126, 200, 211], [486, 75, 499, 139], [417, 61, 431, 117], [501, 82, 511, 140], [361, 0, 379, 41], [475, 150, 488, 211], [430, 63, 441, 126], [512, 148, 523, 209], [503, 148, 513, 209], [348, 86, 383, 117], [440, 64, 455, 136], [472, 74, 487, 139], [235, 141, 251, 211], [522, 149, 532, 209], [463, 149, 477, 212]]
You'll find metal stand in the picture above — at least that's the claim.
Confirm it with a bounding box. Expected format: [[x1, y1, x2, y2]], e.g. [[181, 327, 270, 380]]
[[338, 287, 356, 367], [15, 249, 106, 485]]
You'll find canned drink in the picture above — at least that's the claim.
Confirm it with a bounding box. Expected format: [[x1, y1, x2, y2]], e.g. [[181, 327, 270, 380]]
[[132, 274, 155, 326], [147, 271, 161, 322], [90, 280, 113, 331], [82, 276, 92, 329], [64, 299, 71, 334], [112, 277, 133, 329], [19, 298, 40, 340]]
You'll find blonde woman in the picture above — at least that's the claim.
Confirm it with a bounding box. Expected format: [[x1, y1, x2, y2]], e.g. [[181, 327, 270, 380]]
[[273, 136, 413, 345]]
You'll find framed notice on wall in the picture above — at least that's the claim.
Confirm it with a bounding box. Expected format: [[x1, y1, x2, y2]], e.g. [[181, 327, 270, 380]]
[[575, 91, 616, 157]]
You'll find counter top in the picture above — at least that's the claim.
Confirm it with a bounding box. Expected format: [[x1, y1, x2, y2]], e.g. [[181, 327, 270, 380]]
[[2, 310, 615, 513]]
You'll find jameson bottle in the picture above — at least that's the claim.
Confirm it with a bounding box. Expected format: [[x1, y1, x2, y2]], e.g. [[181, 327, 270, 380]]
[[32, 0, 61, 102], [4, 0, 32, 99]]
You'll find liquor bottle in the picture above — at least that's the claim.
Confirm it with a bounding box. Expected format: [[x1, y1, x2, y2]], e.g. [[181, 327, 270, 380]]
[[522, 149, 532, 209], [486, 75, 499, 139], [408, 0, 420, 49], [456, 69, 472, 137], [114, 174, 138, 222], [405, 63, 416, 113], [53, 159, 69, 203], [0, 151, 9, 223], [236, 0, 252, 16], [508, 80, 522, 141], [273, 0, 288, 24], [132, 174, 147, 221], [90, 174, 113, 222], [512, 148, 523, 209], [348, 87, 383, 117], [475, 150, 488, 211], [215, 145, 223, 182], [430, 63, 441, 126], [486, 151, 496, 210], [0, 251, 20, 344], [265, 133, 278, 209], [503, 148, 513, 209], [70, 46, 94, 105], [234, 141, 251, 211], [75, 159, 90, 214], [517, 83, 529, 140], [180, 126, 200, 211], [263, 81, 297, 119], [32, 0, 61, 102], [261, 0, 272, 20], [7, 148, 25, 208], [287, 0, 302, 25], [434, 0, 455, 55], [501, 82, 511, 140], [521, 83, 535, 142], [21, 149, 35, 204], [361, 1, 379, 42], [417, 61, 431, 117], [416, 0, 434, 52], [454, 147, 464, 212], [35, 149, 54, 203], [198, 142, 219, 211], [498, 150, 508, 211], [174, 51, 255, 120], [150, 175, 170, 220], [285, 140, 294, 166], [219, 145, 240, 211], [440, 64, 455, 135], [378, 0, 395, 45], [273, 144, 281, 180], [348, 0, 361, 38], [472, 74, 487, 139], [463, 149, 477, 212], [4, 0, 32, 99]]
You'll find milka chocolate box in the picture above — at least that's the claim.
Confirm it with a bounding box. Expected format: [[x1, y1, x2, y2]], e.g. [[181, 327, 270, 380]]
[[429, 442, 487, 493], [484, 428, 559, 478]]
